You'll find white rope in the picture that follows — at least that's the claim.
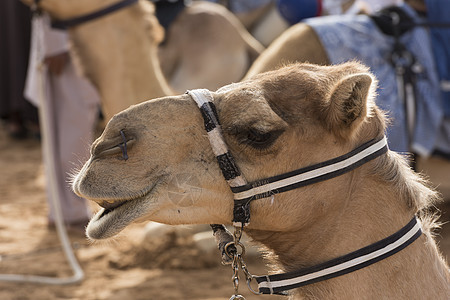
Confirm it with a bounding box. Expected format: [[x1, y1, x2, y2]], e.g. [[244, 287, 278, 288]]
[[0, 15, 84, 285]]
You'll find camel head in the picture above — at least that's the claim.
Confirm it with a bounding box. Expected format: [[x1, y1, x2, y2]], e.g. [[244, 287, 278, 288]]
[[73, 62, 385, 240]]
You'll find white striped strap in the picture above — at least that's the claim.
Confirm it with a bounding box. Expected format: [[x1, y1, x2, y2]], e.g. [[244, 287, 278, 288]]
[[255, 217, 422, 295], [187, 89, 250, 226], [231, 137, 389, 203], [187, 89, 245, 184]]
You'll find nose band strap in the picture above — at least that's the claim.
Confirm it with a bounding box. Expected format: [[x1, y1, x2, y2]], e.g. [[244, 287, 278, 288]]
[[187, 89, 251, 226]]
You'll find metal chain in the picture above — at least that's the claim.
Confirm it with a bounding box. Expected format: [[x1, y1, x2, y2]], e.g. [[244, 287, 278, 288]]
[[226, 226, 262, 299], [239, 256, 261, 295], [230, 253, 244, 299]]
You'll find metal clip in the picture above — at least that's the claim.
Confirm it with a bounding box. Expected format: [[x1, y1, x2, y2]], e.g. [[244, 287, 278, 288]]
[[227, 225, 261, 299], [229, 295, 246, 300], [239, 256, 262, 295]]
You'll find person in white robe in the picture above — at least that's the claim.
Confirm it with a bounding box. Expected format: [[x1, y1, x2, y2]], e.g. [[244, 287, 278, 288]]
[[25, 13, 100, 231]]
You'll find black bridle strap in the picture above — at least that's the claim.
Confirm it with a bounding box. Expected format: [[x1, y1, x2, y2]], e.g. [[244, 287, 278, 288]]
[[187, 89, 389, 226], [232, 136, 388, 204], [256, 216, 422, 294], [187, 89, 250, 226], [51, 0, 139, 29]]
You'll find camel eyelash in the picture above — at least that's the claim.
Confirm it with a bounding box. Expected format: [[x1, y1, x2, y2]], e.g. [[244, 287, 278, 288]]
[[231, 127, 284, 150]]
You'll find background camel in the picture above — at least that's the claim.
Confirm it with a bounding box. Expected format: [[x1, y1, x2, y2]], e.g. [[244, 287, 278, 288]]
[[157, 1, 264, 93], [25, 0, 263, 121], [25, 0, 170, 121], [73, 62, 449, 298]]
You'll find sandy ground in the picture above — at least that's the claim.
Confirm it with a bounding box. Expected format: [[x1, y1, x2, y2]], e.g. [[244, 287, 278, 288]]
[[0, 124, 449, 300]]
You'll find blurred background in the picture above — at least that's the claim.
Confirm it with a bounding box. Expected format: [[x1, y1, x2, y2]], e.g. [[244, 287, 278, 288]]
[[1, 0, 448, 299]]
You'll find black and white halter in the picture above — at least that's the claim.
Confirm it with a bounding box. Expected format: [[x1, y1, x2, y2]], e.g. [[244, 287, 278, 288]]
[[186, 89, 422, 295], [187, 89, 390, 227]]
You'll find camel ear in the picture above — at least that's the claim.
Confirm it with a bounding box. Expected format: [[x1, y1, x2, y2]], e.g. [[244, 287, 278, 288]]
[[324, 73, 373, 137]]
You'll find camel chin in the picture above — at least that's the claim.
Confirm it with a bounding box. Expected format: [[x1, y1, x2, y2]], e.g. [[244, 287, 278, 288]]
[[82, 191, 157, 240], [86, 196, 155, 240]]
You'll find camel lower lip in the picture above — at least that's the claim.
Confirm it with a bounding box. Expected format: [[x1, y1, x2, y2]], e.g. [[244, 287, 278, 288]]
[[86, 196, 153, 240], [98, 200, 127, 218]]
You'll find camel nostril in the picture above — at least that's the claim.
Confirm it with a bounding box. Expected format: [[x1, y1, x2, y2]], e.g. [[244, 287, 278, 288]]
[[92, 130, 134, 160], [119, 130, 128, 160]]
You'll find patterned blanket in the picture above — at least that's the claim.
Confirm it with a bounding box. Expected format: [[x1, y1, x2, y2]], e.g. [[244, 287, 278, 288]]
[[306, 3, 449, 156]]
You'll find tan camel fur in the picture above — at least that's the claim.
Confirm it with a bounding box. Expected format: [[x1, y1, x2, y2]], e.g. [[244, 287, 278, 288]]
[[245, 22, 328, 78], [73, 62, 449, 298], [244, 0, 450, 200], [24, 0, 170, 121], [24, 0, 263, 121]]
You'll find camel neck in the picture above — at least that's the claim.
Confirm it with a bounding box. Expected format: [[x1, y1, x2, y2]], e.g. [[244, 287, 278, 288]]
[[247, 167, 415, 266], [69, 2, 172, 120], [244, 161, 443, 298], [51, 0, 139, 29], [254, 216, 422, 295]]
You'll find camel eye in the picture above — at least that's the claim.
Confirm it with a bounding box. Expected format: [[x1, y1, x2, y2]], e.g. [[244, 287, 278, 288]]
[[244, 128, 283, 149]]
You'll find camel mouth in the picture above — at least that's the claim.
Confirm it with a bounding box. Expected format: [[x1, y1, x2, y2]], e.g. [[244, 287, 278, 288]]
[[86, 185, 159, 240], [87, 196, 153, 240], [98, 199, 128, 212]]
